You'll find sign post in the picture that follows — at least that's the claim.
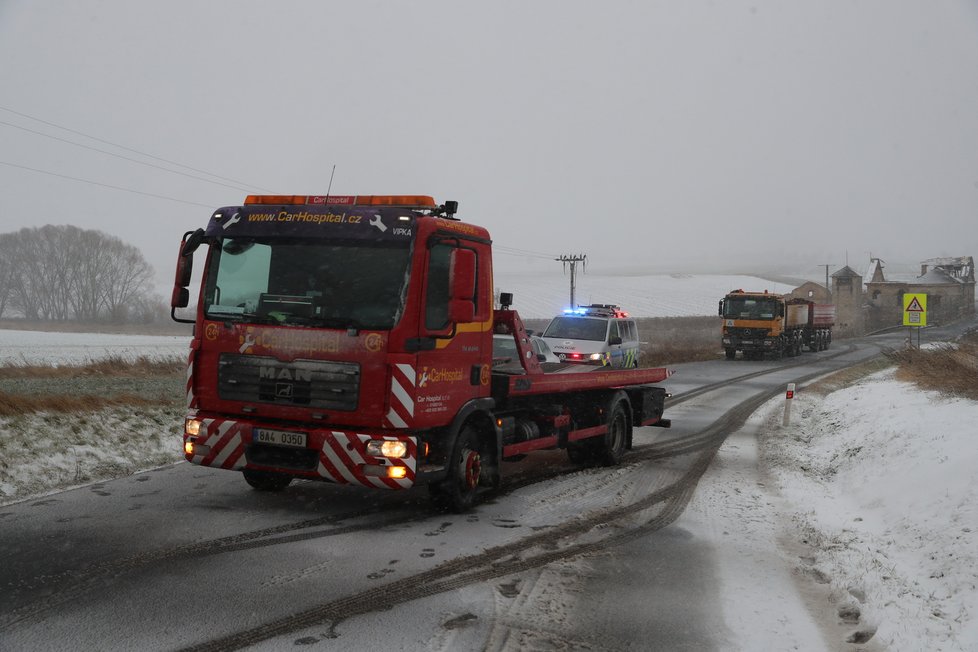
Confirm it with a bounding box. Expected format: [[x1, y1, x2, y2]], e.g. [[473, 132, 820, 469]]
[[903, 293, 927, 349], [782, 383, 795, 426]]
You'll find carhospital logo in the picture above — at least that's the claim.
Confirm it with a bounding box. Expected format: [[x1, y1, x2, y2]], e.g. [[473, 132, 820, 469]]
[[417, 366, 465, 388]]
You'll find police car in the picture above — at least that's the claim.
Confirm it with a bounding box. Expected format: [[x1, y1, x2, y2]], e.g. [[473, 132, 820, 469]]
[[541, 304, 641, 368]]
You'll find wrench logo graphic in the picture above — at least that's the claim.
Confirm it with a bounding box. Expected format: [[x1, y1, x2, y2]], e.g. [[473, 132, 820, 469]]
[[222, 212, 242, 230], [369, 214, 387, 233], [239, 333, 256, 353]]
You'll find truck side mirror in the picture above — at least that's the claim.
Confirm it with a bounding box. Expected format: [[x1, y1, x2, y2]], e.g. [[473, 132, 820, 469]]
[[718, 300, 724, 317], [171, 230, 204, 322], [448, 299, 475, 323], [448, 248, 476, 323], [171, 248, 194, 308], [182, 228, 205, 257], [171, 286, 190, 309]]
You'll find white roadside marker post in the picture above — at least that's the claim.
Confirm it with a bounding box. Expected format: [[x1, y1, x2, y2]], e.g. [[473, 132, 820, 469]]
[[782, 383, 795, 426]]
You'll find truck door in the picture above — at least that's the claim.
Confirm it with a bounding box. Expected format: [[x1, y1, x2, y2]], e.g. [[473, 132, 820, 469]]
[[414, 240, 490, 426]]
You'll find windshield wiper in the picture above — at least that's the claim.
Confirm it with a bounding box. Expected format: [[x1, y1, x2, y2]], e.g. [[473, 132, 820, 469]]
[[317, 317, 368, 330]]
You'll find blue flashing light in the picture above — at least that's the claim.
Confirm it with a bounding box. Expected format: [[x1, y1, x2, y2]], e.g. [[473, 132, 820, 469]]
[[562, 307, 588, 315]]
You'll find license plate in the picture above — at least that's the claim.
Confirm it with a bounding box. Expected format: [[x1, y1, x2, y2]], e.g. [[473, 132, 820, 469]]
[[254, 428, 307, 448]]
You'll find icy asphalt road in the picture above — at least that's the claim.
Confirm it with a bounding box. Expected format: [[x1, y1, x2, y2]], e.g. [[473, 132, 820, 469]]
[[0, 325, 949, 651]]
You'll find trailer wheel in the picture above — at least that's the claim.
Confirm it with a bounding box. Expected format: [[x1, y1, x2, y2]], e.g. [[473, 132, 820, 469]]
[[429, 425, 484, 513], [724, 348, 736, 360], [242, 469, 293, 492], [598, 394, 630, 466]]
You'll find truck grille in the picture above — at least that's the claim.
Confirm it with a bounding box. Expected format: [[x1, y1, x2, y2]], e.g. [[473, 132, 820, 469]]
[[218, 354, 360, 410], [728, 327, 769, 338]]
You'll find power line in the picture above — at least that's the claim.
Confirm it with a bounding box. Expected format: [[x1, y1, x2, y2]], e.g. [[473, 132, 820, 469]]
[[0, 104, 271, 192], [0, 119, 255, 193], [0, 160, 215, 208], [556, 253, 587, 307], [493, 246, 558, 261]]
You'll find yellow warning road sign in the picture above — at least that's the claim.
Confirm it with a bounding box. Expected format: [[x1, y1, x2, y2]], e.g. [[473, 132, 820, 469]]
[[903, 293, 927, 327]]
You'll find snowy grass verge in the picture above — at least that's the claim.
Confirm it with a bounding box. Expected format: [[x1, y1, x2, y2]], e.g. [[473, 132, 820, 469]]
[[0, 405, 185, 505]]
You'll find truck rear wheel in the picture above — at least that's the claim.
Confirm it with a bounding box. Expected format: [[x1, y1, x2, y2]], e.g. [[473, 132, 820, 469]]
[[429, 425, 486, 513], [242, 469, 293, 492], [598, 394, 630, 466], [567, 440, 595, 465]]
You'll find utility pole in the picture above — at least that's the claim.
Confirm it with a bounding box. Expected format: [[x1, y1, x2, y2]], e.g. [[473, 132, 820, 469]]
[[556, 254, 587, 308], [819, 264, 833, 297]]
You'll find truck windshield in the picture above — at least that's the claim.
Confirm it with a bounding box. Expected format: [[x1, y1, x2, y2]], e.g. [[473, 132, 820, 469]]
[[543, 316, 609, 341], [203, 238, 411, 330], [723, 297, 779, 319]]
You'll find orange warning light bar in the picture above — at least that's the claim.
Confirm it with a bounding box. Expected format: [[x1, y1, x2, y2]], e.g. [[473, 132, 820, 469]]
[[244, 195, 307, 205], [244, 194, 436, 208], [354, 195, 436, 207]]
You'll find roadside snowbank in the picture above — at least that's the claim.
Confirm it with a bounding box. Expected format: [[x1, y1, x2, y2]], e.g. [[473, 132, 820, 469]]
[[756, 369, 977, 650]]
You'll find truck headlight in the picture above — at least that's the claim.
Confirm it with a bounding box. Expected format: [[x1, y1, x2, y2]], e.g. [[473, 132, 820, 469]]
[[588, 353, 604, 361], [366, 440, 408, 458], [185, 418, 202, 436]]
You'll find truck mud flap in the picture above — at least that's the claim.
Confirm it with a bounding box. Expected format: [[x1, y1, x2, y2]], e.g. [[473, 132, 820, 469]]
[[627, 386, 668, 427]]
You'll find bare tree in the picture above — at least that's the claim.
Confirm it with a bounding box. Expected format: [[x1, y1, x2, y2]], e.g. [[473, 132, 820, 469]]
[[8, 228, 45, 320], [70, 229, 113, 321], [0, 225, 156, 324], [0, 233, 14, 319], [101, 236, 155, 323]]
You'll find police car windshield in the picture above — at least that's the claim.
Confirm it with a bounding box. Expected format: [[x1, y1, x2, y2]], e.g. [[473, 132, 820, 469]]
[[543, 316, 609, 341], [202, 238, 411, 330]]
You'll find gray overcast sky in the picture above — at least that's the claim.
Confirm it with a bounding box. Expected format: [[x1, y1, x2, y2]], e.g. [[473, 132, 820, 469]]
[[2, 1, 977, 291]]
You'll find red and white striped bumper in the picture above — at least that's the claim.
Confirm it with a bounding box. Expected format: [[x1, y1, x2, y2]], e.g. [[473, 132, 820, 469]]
[[183, 417, 418, 490]]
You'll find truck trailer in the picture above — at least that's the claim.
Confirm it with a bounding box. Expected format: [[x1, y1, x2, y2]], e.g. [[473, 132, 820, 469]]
[[719, 289, 835, 360], [171, 194, 671, 511]]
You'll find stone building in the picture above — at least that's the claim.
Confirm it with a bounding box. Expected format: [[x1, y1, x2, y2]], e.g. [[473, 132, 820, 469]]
[[786, 281, 832, 304], [864, 256, 975, 331], [830, 266, 865, 337], [791, 256, 976, 336]]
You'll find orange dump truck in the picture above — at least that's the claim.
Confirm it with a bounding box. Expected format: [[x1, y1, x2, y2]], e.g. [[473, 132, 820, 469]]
[[719, 289, 835, 360]]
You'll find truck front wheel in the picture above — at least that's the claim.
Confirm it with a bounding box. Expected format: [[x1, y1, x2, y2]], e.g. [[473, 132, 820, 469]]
[[242, 469, 293, 492], [429, 425, 486, 513], [724, 348, 736, 360]]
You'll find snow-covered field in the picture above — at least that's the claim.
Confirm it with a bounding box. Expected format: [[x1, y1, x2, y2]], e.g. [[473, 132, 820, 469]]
[[0, 329, 189, 366], [493, 271, 795, 318]]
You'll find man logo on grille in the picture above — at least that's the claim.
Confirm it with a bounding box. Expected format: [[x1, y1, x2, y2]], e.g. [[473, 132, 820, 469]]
[[276, 382, 294, 398]]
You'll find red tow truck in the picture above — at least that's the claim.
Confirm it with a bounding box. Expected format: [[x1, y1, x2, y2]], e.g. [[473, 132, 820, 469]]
[[171, 194, 671, 511]]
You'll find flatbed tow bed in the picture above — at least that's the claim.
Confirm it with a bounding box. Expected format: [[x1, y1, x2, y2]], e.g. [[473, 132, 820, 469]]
[[489, 304, 671, 460]]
